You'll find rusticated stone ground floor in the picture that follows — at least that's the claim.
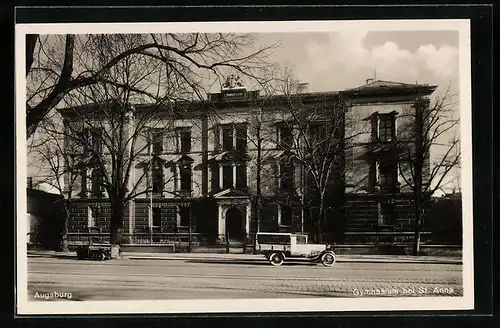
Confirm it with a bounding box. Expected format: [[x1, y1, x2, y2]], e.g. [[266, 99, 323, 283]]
[[63, 192, 432, 250]]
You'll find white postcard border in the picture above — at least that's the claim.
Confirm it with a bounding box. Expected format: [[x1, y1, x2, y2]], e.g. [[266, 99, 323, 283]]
[[16, 19, 474, 315]]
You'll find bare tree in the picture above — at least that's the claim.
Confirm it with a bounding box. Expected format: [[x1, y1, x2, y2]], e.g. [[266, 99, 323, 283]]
[[26, 33, 278, 137], [29, 112, 88, 252], [397, 86, 460, 255], [32, 33, 276, 250], [258, 70, 361, 243]]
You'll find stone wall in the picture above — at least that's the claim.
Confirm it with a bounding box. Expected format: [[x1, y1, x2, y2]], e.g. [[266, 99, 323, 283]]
[[342, 192, 431, 245], [133, 200, 178, 233], [67, 199, 130, 243]]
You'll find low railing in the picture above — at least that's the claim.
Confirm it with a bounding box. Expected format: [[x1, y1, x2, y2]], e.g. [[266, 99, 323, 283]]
[[67, 232, 211, 251], [342, 231, 432, 245], [123, 233, 208, 247], [67, 232, 109, 244], [66, 231, 430, 248]]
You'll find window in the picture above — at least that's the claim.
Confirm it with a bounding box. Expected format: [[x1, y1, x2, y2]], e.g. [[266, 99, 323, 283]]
[[309, 124, 326, 143], [222, 125, 234, 151], [152, 207, 162, 227], [378, 160, 398, 192], [296, 234, 307, 244], [179, 163, 192, 191], [151, 129, 163, 154], [83, 128, 103, 154], [277, 124, 293, 148], [81, 170, 88, 196], [211, 164, 220, 191], [177, 128, 191, 154], [279, 160, 294, 191], [370, 113, 379, 142], [280, 205, 293, 226], [236, 164, 247, 189], [213, 125, 221, 151], [378, 114, 396, 142], [152, 158, 163, 194], [378, 200, 396, 225], [235, 124, 247, 152], [222, 165, 233, 189], [179, 206, 190, 227], [91, 168, 104, 197], [367, 156, 378, 192]]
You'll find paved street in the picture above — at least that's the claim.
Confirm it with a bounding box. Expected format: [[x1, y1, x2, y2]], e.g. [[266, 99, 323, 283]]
[[27, 253, 463, 301]]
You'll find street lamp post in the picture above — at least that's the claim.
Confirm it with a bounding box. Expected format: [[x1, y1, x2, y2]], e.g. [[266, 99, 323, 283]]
[[148, 137, 153, 244], [254, 108, 262, 252]]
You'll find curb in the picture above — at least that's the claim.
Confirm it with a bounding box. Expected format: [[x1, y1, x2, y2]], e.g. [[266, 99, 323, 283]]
[[27, 251, 462, 265], [124, 255, 462, 265]]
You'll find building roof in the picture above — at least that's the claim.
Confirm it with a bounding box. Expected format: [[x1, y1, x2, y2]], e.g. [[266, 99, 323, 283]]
[[346, 80, 430, 91], [57, 80, 436, 116], [342, 80, 437, 98]]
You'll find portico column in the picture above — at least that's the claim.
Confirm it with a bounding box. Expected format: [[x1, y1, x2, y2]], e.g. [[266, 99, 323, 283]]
[[233, 125, 237, 149], [219, 164, 223, 189], [245, 202, 251, 235], [218, 205, 224, 240], [232, 163, 236, 188], [174, 163, 179, 191]]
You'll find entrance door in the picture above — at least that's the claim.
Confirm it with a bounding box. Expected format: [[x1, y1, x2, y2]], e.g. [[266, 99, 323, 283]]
[[225, 207, 244, 242]]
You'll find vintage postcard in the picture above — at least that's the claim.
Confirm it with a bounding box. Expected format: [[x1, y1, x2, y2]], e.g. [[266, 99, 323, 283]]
[[16, 18, 473, 314]]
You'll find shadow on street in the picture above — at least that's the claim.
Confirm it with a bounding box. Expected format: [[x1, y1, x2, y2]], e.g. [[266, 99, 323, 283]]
[[185, 259, 318, 266], [28, 253, 81, 260]]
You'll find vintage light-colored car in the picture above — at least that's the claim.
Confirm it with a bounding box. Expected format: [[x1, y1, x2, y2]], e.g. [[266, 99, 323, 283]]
[[255, 232, 336, 267]]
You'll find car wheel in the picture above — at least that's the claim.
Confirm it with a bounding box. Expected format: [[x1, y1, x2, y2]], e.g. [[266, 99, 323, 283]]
[[268, 252, 284, 266], [98, 251, 106, 261], [320, 252, 336, 267]]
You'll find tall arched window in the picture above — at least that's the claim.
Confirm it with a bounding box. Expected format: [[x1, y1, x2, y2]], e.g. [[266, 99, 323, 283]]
[[91, 168, 104, 197], [152, 158, 163, 194], [179, 162, 192, 191], [81, 170, 88, 197]]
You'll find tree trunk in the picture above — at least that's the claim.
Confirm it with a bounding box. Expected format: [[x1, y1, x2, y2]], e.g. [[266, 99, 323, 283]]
[[412, 194, 422, 256], [242, 213, 246, 254], [254, 125, 262, 253], [26, 34, 38, 76], [110, 200, 124, 245], [26, 35, 75, 138], [413, 99, 424, 256], [61, 202, 70, 252], [254, 197, 260, 253], [188, 209, 192, 253], [225, 227, 230, 254], [317, 205, 324, 244]]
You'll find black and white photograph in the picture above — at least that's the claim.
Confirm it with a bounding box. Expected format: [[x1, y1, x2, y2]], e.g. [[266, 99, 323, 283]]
[[16, 19, 473, 314]]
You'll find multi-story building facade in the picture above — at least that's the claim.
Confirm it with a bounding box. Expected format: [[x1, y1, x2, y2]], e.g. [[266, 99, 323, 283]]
[[54, 79, 436, 249], [341, 80, 436, 245]]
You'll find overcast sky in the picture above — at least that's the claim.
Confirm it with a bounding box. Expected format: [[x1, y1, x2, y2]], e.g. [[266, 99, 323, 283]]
[[253, 30, 459, 94]]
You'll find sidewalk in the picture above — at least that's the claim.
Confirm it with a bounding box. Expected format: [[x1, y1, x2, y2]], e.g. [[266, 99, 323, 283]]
[[27, 249, 462, 264], [123, 252, 462, 264]]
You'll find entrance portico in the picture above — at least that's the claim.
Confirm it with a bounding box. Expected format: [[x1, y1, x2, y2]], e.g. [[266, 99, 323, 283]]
[[214, 189, 251, 244]]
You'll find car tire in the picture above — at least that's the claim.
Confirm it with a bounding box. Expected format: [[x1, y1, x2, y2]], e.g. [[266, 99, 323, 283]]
[[268, 252, 285, 266], [98, 251, 106, 261], [320, 252, 336, 267]]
